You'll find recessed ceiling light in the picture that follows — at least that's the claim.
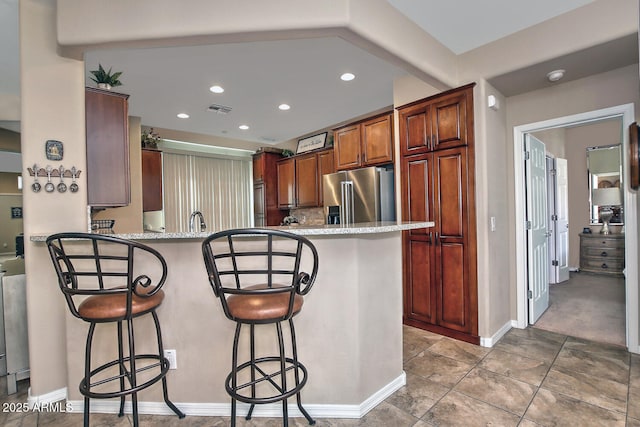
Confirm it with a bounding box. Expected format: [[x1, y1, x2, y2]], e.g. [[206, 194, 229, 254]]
[[279, 104, 291, 111], [340, 72, 356, 81], [239, 125, 249, 130], [546, 69, 565, 82], [177, 113, 189, 119], [210, 85, 224, 93]]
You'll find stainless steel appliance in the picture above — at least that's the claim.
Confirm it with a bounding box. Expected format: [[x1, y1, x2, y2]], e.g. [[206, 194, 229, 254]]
[[323, 166, 395, 224]]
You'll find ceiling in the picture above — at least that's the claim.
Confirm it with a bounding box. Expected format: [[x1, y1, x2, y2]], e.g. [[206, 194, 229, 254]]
[[1, 0, 636, 144]]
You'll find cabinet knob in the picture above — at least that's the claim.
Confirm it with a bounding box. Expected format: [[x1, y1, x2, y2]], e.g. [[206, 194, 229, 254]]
[[601, 251, 608, 257], [601, 263, 609, 269]]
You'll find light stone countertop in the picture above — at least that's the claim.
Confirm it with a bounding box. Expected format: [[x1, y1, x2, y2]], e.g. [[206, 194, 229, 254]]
[[30, 221, 433, 242]]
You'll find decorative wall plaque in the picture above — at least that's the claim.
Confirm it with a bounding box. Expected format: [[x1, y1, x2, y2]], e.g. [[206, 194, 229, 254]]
[[45, 140, 63, 161]]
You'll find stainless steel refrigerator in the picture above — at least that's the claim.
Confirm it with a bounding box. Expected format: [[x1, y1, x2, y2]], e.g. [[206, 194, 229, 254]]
[[323, 166, 395, 224]]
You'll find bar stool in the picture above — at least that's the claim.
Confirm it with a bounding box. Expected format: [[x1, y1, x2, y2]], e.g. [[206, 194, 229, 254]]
[[46, 233, 185, 427], [201, 228, 318, 426]]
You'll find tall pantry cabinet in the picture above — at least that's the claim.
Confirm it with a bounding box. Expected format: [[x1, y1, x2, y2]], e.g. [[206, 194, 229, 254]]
[[398, 83, 478, 344]]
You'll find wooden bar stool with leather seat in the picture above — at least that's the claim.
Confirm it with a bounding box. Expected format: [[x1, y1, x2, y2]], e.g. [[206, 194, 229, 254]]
[[201, 228, 318, 426], [46, 233, 185, 427]]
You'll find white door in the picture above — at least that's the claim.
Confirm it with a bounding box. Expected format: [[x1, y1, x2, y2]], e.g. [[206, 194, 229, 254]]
[[554, 158, 570, 282], [546, 157, 557, 284], [526, 135, 550, 324]]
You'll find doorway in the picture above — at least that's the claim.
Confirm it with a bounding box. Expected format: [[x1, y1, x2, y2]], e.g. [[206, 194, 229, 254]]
[[513, 103, 638, 352]]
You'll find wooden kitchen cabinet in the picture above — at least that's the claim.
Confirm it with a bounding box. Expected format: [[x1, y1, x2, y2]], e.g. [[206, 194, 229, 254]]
[[141, 149, 163, 212], [399, 84, 478, 344], [399, 84, 472, 157], [334, 112, 393, 171], [276, 148, 335, 209], [85, 87, 130, 207], [253, 151, 286, 226], [277, 157, 296, 209]]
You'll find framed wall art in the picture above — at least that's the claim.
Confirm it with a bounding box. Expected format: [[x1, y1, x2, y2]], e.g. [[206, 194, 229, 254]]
[[296, 132, 328, 154]]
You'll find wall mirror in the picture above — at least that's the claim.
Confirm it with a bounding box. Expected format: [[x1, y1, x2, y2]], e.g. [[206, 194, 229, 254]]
[[587, 144, 623, 225]]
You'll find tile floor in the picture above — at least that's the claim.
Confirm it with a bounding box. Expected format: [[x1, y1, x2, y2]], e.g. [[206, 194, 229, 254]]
[[2, 325, 639, 426]]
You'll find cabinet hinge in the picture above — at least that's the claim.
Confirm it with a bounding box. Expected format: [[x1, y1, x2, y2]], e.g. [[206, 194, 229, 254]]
[[551, 260, 559, 266], [524, 151, 530, 161], [551, 214, 558, 221], [525, 221, 532, 230], [527, 290, 533, 299]]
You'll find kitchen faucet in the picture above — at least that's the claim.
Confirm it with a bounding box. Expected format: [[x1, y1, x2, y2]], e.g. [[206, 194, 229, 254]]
[[189, 211, 206, 232]]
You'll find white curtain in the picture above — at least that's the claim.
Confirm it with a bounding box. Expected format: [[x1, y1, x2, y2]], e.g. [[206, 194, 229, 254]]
[[163, 152, 252, 233]]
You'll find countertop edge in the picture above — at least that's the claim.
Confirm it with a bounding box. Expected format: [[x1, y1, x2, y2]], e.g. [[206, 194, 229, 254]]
[[30, 221, 434, 242]]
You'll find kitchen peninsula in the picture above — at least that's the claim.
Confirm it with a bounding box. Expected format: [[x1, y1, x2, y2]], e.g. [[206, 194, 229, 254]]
[[32, 221, 432, 419]]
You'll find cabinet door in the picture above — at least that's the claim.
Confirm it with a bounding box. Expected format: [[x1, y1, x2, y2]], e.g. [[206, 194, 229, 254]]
[[433, 147, 475, 333], [362, 114, 393, 166], [141, 149, 163, 212], [254, 183, 265, 226], [277, 158, 295, 209], [399, 103, 430, 156], [334, 124, 362, 170], [85, 88, 130, 207], [317, 149, 335, 207], [431, 90, 469, 151], [295, 153, 319, 207], [401, 153, 436, 324], [253, 153, 265, 182]]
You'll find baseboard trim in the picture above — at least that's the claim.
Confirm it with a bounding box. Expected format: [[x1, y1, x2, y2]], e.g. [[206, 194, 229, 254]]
[[66, 372, 407, 419], [479, 321, 512, 347], [28, 386, 67, 408]]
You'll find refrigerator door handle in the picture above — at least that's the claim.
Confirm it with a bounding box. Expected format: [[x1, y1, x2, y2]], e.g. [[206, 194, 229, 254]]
[[341, 181, 354, 224]]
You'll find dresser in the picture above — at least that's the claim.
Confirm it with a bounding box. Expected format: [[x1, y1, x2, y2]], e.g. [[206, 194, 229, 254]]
[[579, 233, 625, 276]]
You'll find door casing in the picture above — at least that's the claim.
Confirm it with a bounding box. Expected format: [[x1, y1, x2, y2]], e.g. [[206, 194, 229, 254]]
[[513, 103, 638, 352]]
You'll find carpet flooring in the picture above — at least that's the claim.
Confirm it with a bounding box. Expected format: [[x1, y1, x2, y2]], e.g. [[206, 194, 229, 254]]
[[533, 271, 626, 346]]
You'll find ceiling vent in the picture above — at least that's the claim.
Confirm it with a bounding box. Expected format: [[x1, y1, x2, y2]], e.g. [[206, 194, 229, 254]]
[[207, 104, 232, 114]]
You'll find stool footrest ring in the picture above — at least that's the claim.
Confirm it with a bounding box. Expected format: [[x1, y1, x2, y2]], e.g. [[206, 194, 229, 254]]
[[80, 354, 169, 399], [226, 356, 308, 404]]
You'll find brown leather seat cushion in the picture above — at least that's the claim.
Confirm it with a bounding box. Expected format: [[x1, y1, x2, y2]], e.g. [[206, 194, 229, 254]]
[[78, 289, 165, 321], [226, 284, 303, 321]]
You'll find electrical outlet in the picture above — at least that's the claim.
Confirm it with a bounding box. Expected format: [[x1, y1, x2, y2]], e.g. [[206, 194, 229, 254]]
[[164, 349, 177, 369]]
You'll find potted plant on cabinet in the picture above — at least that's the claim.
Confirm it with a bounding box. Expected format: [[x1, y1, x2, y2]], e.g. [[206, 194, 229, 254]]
[[89, 64, 123, 90], [141, 128, 161, 149]]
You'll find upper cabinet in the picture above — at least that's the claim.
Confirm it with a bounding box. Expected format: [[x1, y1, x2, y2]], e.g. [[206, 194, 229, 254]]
[[141, 149, 163, 212], [277, 148, 335, 209], [398, 85, 473, 156], [334, 112, 393, 171], [85, 87, 131, 207], [253, 151, 286, 226]]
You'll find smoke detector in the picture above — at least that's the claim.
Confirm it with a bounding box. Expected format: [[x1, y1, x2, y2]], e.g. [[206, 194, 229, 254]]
[[546, 69, 565, 82], [207, 104, 232, 114]]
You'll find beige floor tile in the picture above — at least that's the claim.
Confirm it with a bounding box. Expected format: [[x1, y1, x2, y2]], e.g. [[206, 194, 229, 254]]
[[454, 368, 536, 416], [517, 419, 544, 427], [541, 366, 628, 413], [138, 413, 226, 426], [385, 372, 449, 418], [423, 391, 520, 426], [563, 336, 630, 363], [494, 329, 564, 364], [628, 386, 640, 420], [627, 416, 640, 427], [357, 401, 419, 427], [403, 326, 443, 362], [554, 346, 630, 384], [478, 349, 550, 386], [404, 351, 474, 388], [426, 337, 490, 365], [630, 354, 640, 386], [507, 326, 567, 344], [2, 411, 38, 427], [524, 388, 626, 426]]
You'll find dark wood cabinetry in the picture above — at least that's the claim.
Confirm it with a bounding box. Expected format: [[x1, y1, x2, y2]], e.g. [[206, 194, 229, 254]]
[[253, 151, 286, 226], [399, 87, 471, 156], [334, 113, 393, 171], [399, 84, 478, 344], [85, 87, 130, 207], [277, 148, 334, 209], [141, 149, 163, 212]]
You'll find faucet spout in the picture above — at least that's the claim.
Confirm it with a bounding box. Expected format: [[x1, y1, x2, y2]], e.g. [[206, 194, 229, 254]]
[[189, 211, 207, 232]]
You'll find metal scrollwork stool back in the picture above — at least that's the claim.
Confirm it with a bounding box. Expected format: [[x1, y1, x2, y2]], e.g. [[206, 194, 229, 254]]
[[202, 228, 318, 426], [46, 233, 185, 427]]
